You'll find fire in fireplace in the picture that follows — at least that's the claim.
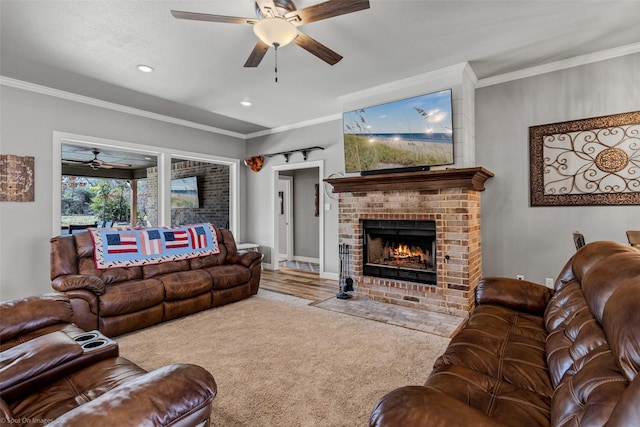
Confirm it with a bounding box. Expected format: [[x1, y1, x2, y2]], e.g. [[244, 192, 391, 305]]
[[362, 220, 436, 285]]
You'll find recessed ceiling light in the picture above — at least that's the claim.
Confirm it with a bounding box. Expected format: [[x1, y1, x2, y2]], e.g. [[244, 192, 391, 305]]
[[240, 101, 253, 107], [137, 64, 154, 73]]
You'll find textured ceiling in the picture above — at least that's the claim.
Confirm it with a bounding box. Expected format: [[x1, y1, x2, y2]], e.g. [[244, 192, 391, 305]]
[[2, 0, 640, 136]]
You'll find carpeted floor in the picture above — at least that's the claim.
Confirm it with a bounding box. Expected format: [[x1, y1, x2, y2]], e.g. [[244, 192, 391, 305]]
[[117, 289, 450, 426]]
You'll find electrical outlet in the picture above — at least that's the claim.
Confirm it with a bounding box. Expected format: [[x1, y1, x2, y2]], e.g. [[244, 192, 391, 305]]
[[545, 278, 554, 287], [516, 275, 525, 280]]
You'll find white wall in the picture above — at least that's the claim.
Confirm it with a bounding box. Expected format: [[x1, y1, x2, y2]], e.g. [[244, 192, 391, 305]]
[[476, 53, 640, 284], [0, 84, 246, 301]]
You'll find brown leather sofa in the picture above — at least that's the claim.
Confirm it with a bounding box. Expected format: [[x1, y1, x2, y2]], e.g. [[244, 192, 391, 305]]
[[50, 227, 262, 336], [370, 241, 640, 427], [0, 293, 216, 426]]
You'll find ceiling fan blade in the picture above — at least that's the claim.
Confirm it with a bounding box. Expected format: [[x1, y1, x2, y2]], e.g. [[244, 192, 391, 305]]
[[101, 162, 133, 168], [293, 32, 342, 65], [244, 40, 271, 67], [62, 159, 88, 165], [171, 10, 256, 25], [286, 0, 369, 25]]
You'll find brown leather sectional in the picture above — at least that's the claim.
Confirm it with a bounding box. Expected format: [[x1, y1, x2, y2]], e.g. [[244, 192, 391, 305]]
[[370, 241, 640, 426], [0, 293, 216, 426], [50, 227, 262, 337]]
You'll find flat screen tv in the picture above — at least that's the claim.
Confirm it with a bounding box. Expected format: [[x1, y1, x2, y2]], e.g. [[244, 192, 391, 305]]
[[343, 89, 454, 175], [171, 176, 199, 208]]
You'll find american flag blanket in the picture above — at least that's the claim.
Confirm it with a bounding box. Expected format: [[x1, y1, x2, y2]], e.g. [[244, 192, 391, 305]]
[[90, 223, 220, 269]]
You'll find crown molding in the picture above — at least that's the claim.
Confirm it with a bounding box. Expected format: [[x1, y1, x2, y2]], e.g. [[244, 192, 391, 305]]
[[476, 42, 640, 88], [3, 42, 638, 140], [246, 113, 342, 139], [0, 76, 246, 140]]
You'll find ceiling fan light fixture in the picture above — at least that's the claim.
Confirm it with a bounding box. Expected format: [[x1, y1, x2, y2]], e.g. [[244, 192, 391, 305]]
[[253, 17, 298, 47]]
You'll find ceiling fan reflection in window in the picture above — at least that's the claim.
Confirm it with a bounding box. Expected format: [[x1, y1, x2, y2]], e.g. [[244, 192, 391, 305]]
[[62, 149, 132, 170], [170, 0, 370, 67]]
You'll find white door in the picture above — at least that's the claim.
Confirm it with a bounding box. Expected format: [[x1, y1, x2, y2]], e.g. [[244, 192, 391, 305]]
[[277, 175, 293, 262]]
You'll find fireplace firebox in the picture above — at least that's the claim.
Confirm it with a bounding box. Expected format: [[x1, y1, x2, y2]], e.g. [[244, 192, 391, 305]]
[[362, 220, 436, 285]]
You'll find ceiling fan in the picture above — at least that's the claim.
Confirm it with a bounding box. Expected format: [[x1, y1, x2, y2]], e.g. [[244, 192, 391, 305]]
[[63, 149, 132, 170], [171, 0, 370, 67]]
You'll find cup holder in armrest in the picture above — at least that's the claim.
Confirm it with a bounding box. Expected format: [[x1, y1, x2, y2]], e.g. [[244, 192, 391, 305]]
[[81, 339, 108, 350], [72, 331, 116, 353], [73, 332, 99, 343]]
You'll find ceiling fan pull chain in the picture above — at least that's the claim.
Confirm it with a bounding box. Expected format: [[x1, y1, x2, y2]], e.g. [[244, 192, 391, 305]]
[[274, 42, 280, 83]]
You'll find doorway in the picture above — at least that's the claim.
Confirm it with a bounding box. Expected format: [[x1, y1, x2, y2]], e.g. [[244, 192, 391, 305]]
[[273, 162, 323, 274], [277, 175, 293, 263]]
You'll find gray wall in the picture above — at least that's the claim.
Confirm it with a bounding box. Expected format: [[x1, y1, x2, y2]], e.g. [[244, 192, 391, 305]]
[[246, 120, 343, 274], [245, 53, 640, 283], [2, 53, 638, 301], [0, 85, 246, 301], [291, 167, 320, 259], [476, 53, 640, 283]]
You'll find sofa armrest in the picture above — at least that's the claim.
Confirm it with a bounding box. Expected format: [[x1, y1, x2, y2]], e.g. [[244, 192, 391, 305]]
[[51, 275, 106, 296], [227, 251, 263, 268], [48, 363, 217, 427], [370, 386, 507, 427], [476, 277, 554, 315]]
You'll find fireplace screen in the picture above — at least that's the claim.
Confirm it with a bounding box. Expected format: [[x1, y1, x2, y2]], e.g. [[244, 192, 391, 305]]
[[362, 220, 436, 285]]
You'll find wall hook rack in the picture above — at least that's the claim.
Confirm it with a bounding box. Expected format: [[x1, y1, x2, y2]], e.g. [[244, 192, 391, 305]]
[[264, 146, 324, 163]]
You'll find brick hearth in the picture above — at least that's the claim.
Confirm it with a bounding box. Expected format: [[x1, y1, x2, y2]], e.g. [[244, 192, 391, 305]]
[[327, 167, 493, 318]]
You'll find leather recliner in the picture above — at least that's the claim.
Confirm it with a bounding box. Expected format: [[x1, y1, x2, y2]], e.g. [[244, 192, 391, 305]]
[[370, 241, 640, 426], [0, 293, 217, 426]]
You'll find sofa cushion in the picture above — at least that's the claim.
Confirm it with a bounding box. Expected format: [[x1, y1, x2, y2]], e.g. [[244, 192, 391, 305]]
[[205, 265, 251, 290], [425, 364, 551, 427], [545, 281, 609, 387], [142, 260, 190, 279], [9, 357, 147, 421], [99, 279, 164, 316], [190, 246, 228, 269], [158, 270, 212, 301], [550, 345, 628, 426], [433, 304, 552, 397]]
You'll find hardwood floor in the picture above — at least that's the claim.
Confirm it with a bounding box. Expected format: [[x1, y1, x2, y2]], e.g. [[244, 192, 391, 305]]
[[260, 268, 338, 303]]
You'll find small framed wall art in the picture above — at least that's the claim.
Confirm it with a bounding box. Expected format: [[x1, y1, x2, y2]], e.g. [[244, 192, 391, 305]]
[[0, 154, 35, 202], [530, 111, 640, 206]]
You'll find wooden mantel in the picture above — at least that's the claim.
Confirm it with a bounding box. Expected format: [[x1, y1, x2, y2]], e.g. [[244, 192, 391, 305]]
[[325, 167, 494, 193]]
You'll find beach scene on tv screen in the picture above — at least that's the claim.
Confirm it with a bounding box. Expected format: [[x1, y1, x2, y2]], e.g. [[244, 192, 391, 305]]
[[343, 90, 453, 173]]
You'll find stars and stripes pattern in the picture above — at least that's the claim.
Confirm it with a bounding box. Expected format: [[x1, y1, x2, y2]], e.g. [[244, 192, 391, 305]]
[[106, 233, 138, 254], [188, 226, 208, 249], [164, 230, 189, 248], [140, 229, 162, 255], [90, 223, 220, 269]]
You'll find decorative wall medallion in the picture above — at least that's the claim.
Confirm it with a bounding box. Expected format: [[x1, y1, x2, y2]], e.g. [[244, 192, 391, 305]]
[[0, 155, 35, 202], [530, 111, 640, 206]]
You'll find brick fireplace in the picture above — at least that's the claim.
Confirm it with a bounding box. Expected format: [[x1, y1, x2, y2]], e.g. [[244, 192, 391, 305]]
[[326, 167, 493, 318]]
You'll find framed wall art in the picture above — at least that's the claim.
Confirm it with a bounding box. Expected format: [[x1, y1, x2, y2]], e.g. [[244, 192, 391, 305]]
[[0, 154, 35, 202], [530, 111, 640, 206]]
